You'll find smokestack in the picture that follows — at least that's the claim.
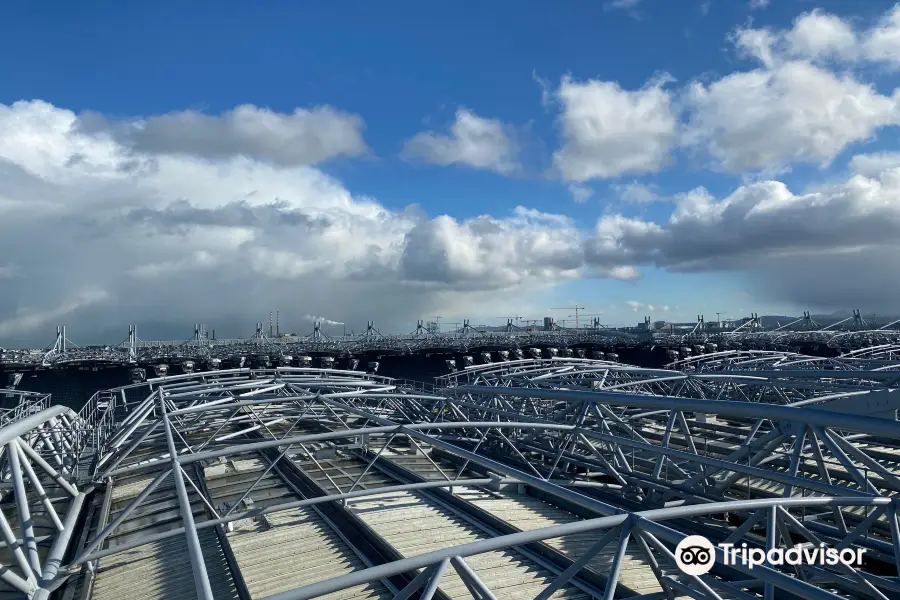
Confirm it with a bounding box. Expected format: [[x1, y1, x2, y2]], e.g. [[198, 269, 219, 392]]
[[276, 310, 280, 337], [269, 312, 273, 337]]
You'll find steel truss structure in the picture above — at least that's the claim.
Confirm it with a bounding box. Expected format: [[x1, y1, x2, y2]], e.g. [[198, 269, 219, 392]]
[[0, 390, 52, 428], [661, 330, 900, 352], [439, 357, 900, 411], [6, 320, 900, 370], [840, 346, 900, 364], [1, 324, 644, 369], [666, 350, 900, 373], [0, 362, 897, 599], [0, 403, 89, 599]]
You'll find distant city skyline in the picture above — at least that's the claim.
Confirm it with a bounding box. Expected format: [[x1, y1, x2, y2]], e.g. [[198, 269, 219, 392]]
[[2, 306, 893, 349]]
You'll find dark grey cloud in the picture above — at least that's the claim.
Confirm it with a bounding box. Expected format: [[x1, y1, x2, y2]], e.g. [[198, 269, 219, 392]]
[[400, 213, 585, 288], [121, 200, 332, 234], [79, 104, 368, 166], [750, 250, 900, 314]]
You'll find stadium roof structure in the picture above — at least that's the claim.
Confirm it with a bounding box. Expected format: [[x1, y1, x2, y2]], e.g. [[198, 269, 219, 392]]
[[666, 348, 900, 373], [5, 319, 900, 369], [0, 358, 899, 599]]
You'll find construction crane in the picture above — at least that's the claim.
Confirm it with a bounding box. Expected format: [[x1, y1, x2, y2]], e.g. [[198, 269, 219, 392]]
[[426, 316, 443, 334], [573, 313, 603, 329], [551, 306, 586, 329], [522, 319, 542, 330]]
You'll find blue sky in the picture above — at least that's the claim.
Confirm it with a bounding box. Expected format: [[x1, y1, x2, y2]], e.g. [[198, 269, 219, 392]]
[[1, 0, 899, 342]]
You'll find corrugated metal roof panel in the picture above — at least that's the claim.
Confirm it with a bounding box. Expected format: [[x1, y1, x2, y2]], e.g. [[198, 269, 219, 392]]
[[457, 488, 665, 596], [92, 529, 238, 600], [226, 509, 392, 600], [347, 489, 590, 599], [92, 469, 239, 600], [204, 458, 393, 600]]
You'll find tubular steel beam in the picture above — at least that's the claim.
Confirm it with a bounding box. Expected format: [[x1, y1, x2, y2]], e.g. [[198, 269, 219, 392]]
[[0, 406, 70, 448], [7, 440, 41, 575], [453, 386, 900, 438], [160, 388, 214, 600], [32, 491, 89, 600]]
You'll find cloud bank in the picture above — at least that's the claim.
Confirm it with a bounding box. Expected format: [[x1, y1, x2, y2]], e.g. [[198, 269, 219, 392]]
[[0, 101, 593, 344]]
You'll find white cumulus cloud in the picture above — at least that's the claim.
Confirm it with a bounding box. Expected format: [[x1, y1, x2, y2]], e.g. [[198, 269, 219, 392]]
[[682, 60, 900, 173], [612, 182, 662, 203], [401, 109, 521, 174], [849, 152, 900, 176], [583, 162, 900, 310], [568, 184, 594, 203], [552, 75, 678, 182], [731, 5, 900, 68]]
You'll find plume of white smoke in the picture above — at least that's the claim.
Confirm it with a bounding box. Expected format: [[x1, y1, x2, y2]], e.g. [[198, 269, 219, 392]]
[[302, 314, 345, 326]]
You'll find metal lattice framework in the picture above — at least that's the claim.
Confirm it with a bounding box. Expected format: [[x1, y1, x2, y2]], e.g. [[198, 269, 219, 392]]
[[1, 324, 644, 369], [655, 329, 900, 352], [665, 350, 900, 373], [666, 350, 900, 374], [0, 390, 52, 428], [0, 364, 898, 599], [0, 404, 89, 599], [839, 344, 900, 364], [7, 319, 900, 370], [437, 357, 900, 410]]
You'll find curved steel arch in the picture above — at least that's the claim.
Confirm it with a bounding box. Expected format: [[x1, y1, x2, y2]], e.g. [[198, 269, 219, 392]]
[[841, 344, 900, 360], [668, 348, 900, 374], [436, 357, 900, 412], [0, 405, 89, 599]]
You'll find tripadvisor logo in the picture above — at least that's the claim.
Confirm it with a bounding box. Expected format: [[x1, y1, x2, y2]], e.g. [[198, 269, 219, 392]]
[[675, 536, 717, 575], [675, 535, 866, 576]]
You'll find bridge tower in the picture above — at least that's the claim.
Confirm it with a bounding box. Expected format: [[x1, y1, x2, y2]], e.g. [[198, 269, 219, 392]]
[[127, 325, 137, 363], [802, 311, 819, 330], [413, 320, 427, 336], [365, 321, 382, 339], [56, 326, 66, 353]]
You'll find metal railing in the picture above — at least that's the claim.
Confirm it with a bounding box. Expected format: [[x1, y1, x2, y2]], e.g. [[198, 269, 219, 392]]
[[0, 390, 52, 428]]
